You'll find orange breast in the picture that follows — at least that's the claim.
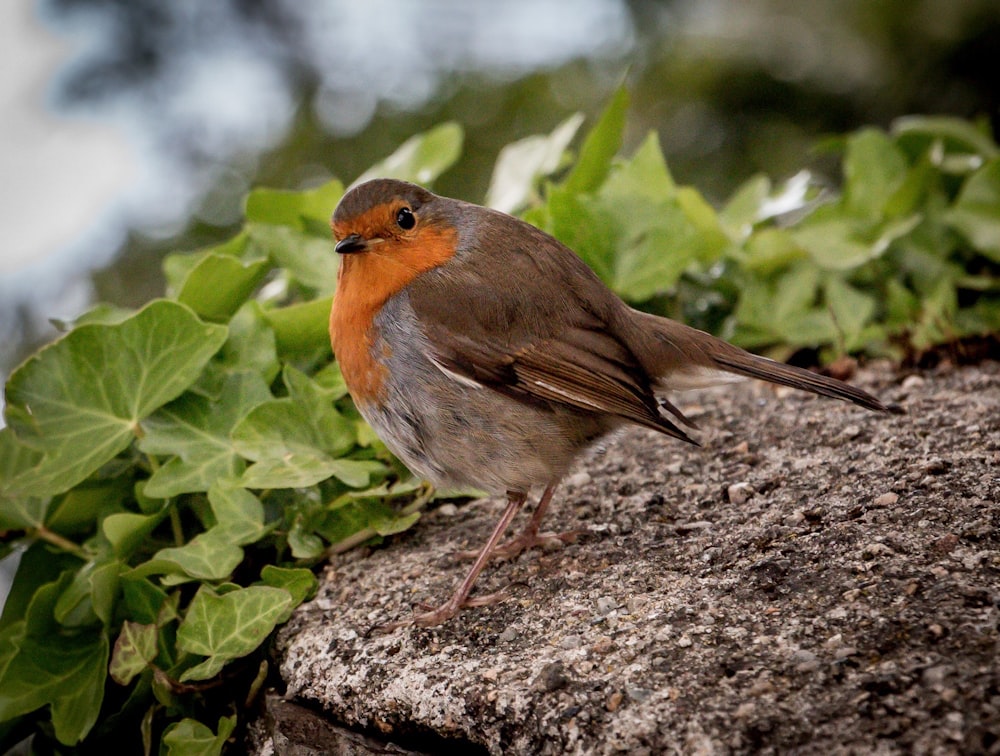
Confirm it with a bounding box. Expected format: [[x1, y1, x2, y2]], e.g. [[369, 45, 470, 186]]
[[329, 223, 458, 406]]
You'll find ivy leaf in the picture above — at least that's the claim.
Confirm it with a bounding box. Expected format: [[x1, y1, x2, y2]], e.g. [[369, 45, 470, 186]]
[[175, 585, 292, 681], [120, 575, 172, 626], [356, 122, 464, 187], [259, 566, 318, 623], [792, 217, 876, 271], [843, 128, 908, 220], [54, 559, 122, 627], [0, 574, 109, 745], [162, 715, 236, 756], [245, 178, 344, 231], [261, 296, 333, 359], [169, 235, 272, 322], [140, 371, 272, 498], [486, 112, 584, 213], [824, 275, 878, 351], [233, 368, 382, 489], [0, 543, 80, 632], [259, 566, 317, 606], [590, 133, 725, 299], [893, 115, 999, 162], [562, 85, 629, 194], [240, 455, 382, 491], [109, 621, 158, 686], [248, 223, 338, 294], [739, 228, 808, 275], [102, 508, 169, 560], [945, 158, 1000, 262], [163, 233, 241, 294], [205, 484, 268, 544], [4, 301, 227, 497], [0, 427, 43, 506], [45, 478, 131, 537], [196, 301, 281, 399], [148, 532, 245, 582]]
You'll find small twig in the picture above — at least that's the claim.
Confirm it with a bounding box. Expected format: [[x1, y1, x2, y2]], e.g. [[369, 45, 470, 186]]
[[33, 525, 87, 558]]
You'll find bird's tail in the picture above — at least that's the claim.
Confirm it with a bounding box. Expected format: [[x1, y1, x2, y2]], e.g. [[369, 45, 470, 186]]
[[630, 310, 889, 413]]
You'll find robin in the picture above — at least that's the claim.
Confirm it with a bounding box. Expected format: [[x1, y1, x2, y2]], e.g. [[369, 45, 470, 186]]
[[329, 178, 888, 629]]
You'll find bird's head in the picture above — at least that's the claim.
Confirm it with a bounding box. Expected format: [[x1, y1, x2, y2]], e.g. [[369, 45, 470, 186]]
[[331, 179, 459, 285]]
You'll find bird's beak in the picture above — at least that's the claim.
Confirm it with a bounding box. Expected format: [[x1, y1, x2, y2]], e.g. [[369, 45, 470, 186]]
[[335, 233, 368, 254]]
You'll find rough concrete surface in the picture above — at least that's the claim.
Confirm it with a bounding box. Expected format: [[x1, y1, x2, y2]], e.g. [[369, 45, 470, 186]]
[[254, 360, 999, 755]]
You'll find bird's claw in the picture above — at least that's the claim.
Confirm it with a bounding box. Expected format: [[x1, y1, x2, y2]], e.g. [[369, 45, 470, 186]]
[[372, 589, 510, 633]]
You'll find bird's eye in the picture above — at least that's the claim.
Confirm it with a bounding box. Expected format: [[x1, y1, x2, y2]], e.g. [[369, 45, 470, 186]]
[[396, 207, 416, 230]]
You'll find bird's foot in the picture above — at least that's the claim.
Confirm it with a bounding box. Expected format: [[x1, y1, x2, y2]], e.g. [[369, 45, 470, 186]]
[[374, 590, 509, 632]]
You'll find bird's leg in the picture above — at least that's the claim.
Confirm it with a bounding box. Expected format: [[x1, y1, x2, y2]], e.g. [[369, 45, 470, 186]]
[[454, 482, 584, 562], [381, 491, 527, 631]]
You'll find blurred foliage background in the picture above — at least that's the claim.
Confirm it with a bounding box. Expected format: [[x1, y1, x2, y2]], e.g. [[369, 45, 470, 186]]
[[5, 0, 1000, 374]]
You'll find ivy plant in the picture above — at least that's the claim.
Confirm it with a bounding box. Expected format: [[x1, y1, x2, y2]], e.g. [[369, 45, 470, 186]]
[[1, 92, 998, 753]]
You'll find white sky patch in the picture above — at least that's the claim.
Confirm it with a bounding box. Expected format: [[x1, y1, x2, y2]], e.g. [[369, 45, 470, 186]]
[[0, 2, 134, 276]]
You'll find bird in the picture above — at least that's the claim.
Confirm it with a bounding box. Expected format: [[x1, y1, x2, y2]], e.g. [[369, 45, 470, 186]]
[[329, 177, 888, 629]]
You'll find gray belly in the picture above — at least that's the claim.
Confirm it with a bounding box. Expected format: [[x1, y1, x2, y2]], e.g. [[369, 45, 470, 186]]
[[360, 300, 615, 493]]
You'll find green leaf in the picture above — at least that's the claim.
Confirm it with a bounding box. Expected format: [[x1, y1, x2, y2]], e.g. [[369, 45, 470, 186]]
[[196, 301, 280, 398], [540, 186, 619, 282], [824, 275, 877, 350], [240, 456, 381, 491], [140, 371, 271, 498], [843, 128, 908, 219], [248, 223, 338, 294], [205, 484, 267, 545], [611, 224, 699, 300], [259, 566, 317, 622], [945, 158, 1000, 261], [0, 542, 80, 631], [102, 508, 168, 559], [245, 177, 344, 230], [675, 187, 729, 263], [262, 296, 333, 358], [357, 122, 464, 187], [739, 228, 807, 274], [109, 621, 158, 686], [792, 217, 876, 270], [142, 485, 272, 581], [563, 85, 629, 194], [120, 574, 171, 625], [601, 131, 677, 205], [731, 263, 837, 349], [893, 115, 999, 162], [164, 233, 247, 294], [4, 300, 227, 497], [149, 531, 245, 582], [54, 559, 121, 627], [0, 427, 43, 503], [232, 370, 380, 489], [175, 585, 292, 681], [172, 240, 272, 322], [287, 521, 325, 559], [722, 170, 814, 239], [585, 134, 724, 299], [486, 112, 585, 212], [259, 566, 317, 606], [162, 715, 236, 756], [0, 472, 49, 531], [45, 478, 131, 536], [372, 510, 421, 537], [721, 174, 771, 238], [311, 360, 349, 400], [0, 574, 109, 745]]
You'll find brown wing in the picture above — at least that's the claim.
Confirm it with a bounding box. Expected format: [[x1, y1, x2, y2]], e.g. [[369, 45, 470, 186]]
[[407, 209, 698, 445]]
